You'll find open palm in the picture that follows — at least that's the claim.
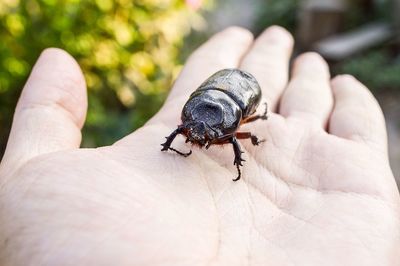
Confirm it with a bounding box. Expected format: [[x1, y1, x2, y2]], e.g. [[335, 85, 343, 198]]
[[0, 26, 399, 266]]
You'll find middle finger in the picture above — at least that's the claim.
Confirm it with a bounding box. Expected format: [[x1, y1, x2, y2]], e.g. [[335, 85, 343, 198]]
[[240, 26, 294, 112]]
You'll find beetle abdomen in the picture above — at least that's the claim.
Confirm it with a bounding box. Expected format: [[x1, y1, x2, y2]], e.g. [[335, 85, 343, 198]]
[[196, 69, 261, 117]]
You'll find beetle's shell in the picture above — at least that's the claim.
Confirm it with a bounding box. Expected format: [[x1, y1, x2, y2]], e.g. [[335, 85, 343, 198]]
[[182, 89, 242, 136], [196, 69, 262, 117]]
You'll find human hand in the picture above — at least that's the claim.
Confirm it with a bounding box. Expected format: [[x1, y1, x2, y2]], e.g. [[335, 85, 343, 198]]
[[0, 26, 399, 266]]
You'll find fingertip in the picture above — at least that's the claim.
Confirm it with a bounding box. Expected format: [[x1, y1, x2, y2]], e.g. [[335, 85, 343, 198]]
[[329, 74, 387, 151], [279, 51, 333, 127], [331, 74, 358, 88], [258, 25, 294, 48], [2, 48, 88, 168], [295, 52, 326, 66], [20, 47, 88, 128], [293, 52, 330, 79], [38, 48, 85, 84], [331, 74, 377, 104], [201, 26, 253, 56], [160, 26, 254, 117], [219, 26, 254, 43]]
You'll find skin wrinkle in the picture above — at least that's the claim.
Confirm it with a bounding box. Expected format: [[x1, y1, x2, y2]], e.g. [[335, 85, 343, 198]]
[[321, 154, 392, 198], [97, 146, 207, 206], [256, 120, 387, 198], [112, 127, 222, 263], [246, 180, 324, 232], [19, 75, 86, 128], [244, 169, 294, 264], [1, 108, 81, 175], [31, 156, 206, 264], [227, 118, 396, 214], [350, 133, 387, 155], [322, 190, 400, 215], [244, 187, 381, 266], [243, 173, 256, 266], [321, 200, 383, 263], [36, 219, 84, 265], [256, 148, 314, 193], [1, 172, 54, 263], [200, 166, 222, 266], [243, 156, 291, 208], [49, 154, 142, 265], [17, 101, 82, 130], [286, 128, 311, 186], [292, 133, 325, 189], [5, 152, 146, 260], [249, 211, 296, 266], [76, 207, 152, 264], [238, 119, 306, 200], [247, 154, 387, 214]]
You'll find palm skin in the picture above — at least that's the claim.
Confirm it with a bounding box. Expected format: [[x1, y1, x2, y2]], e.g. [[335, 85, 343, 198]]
[[0, 26, 399, 266]]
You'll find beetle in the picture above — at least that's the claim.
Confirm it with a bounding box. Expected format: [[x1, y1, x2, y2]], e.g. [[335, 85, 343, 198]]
[[161, 68, 268, 181]]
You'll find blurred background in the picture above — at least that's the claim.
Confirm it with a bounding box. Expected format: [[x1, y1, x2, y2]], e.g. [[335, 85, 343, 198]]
[[0, 0, 399, 183]]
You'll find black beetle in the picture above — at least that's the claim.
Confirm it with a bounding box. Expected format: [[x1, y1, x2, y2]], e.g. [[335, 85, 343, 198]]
[[161, 68, 267, 181]]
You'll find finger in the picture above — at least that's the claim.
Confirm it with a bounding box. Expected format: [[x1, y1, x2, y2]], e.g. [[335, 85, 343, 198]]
[[1, 48, 87, 169], [240, 25, 294, 112], [279, 52, 333, 128], [329, 75, 387, 152], [150, 26, 253, 124]]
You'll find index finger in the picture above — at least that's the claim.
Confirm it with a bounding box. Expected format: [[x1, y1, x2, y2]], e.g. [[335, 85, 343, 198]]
[[149, 27, 253, 125], [240, 26, 294, 112]]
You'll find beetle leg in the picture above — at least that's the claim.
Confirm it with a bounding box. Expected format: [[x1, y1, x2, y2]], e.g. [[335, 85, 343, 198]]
[[242, 102, 268, 124], [231, 137, 245, 181], [161, 127, 192, 157], [236, 132, 265, 146], [168, 147, 192, 157]]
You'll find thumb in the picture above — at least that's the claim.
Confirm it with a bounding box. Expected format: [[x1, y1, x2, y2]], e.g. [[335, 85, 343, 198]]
[[1, 48, 87, 171]]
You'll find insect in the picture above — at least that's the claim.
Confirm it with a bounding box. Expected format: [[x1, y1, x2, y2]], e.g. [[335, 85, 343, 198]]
[[161, 68, 268, 181]]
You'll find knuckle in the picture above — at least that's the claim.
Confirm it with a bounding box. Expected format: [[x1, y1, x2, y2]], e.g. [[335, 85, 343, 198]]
[[50, 71, 85, 111]]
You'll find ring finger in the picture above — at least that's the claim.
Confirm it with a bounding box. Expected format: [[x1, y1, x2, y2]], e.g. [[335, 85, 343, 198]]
[[279, 52, 333, 128]]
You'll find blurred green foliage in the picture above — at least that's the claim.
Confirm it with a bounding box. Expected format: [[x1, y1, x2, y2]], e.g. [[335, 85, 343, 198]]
[[337, 49, 400, 91], [0, 0, 208, 151], [333, 0, 400, 91], [252, 0, 298, 34]]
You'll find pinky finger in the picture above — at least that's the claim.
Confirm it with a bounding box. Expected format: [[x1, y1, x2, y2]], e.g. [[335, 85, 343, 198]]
[[329, 75, 387, 152]]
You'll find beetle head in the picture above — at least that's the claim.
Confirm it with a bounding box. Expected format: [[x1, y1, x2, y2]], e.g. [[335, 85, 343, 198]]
[[183, 121, 217, 147]]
